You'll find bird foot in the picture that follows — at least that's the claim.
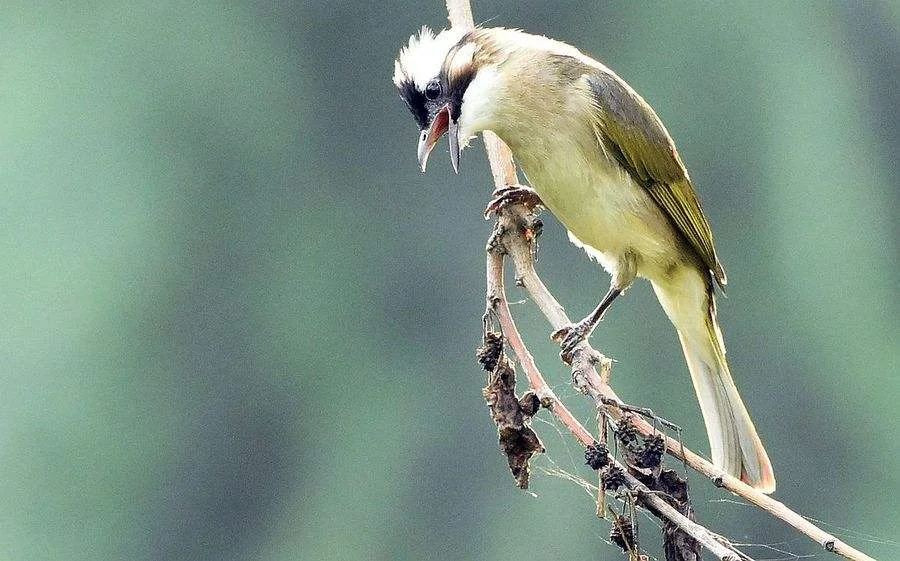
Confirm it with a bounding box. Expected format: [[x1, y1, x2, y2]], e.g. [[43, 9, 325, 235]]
[[484, 185, 543, 219], [551, 320, 593, 365]]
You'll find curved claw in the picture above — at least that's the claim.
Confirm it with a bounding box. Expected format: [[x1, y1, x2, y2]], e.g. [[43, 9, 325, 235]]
[[551, 322, 591, 365], [484, 185, 543, 219]]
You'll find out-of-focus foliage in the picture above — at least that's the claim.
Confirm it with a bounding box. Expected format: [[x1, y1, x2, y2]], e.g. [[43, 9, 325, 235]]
[[0, 2, 896, 560]]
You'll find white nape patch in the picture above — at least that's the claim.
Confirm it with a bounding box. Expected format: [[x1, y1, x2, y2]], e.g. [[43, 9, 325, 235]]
[[393, 26, 465, 91]]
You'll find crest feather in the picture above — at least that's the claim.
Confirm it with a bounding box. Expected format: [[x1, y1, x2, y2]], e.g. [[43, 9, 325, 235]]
[[393, 26, 465, 91]]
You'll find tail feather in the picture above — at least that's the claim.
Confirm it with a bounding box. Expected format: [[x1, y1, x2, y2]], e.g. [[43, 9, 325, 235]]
[[652, 268, 775, 493]]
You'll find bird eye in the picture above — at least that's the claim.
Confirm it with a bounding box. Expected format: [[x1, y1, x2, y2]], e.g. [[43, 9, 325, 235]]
[[424, 79, 442, 100]]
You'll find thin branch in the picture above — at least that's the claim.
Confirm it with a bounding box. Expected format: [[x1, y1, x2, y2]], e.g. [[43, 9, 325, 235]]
[[498, 209, 876, 561], [487, 228, 743, 561], [444, 1, 878, 561]]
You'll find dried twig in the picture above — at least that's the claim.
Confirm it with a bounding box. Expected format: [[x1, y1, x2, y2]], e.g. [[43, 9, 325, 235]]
[[488, 178, 877, 561], [443, 1, 878, 561], [485, 216, 744, 561]]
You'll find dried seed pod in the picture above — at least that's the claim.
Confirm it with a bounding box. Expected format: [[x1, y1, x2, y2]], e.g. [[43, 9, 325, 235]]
[[476, 332, 504, 372], [584, 441, 610, 470], [640, 433, 665, 469], [609, 513, 636, 553], [616, 415, 641, 452], [601, 464, 627, 491]]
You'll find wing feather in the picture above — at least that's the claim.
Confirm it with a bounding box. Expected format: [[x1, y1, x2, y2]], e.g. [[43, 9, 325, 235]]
[[585, 69, 726, 287]]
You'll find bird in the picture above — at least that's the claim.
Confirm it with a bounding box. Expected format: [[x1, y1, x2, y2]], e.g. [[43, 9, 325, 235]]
[[392, 26, 775, 493]]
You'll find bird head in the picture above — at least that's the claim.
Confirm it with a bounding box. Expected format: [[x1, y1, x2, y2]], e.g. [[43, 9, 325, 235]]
[[393, 26, 490, 173]]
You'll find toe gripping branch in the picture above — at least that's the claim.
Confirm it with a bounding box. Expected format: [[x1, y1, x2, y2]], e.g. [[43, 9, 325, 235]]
[[551, 286, 622, 365], [484, 184, 544, 219]]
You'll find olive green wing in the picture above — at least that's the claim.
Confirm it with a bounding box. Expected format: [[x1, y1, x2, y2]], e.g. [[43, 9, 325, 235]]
[[585, 70, 727, 288]]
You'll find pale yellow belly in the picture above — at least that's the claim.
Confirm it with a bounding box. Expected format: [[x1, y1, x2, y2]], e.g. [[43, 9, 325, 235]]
[[521, 152, 682, 281]]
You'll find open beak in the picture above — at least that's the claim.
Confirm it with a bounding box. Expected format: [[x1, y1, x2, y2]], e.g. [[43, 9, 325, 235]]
[[417, 104, 461, 173]]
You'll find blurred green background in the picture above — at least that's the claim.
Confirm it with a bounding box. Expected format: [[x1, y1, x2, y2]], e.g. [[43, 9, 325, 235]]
[[1, 1, 897, 560]]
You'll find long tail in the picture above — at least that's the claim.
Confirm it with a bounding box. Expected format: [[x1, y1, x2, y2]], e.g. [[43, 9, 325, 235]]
[[652, 266, 775, 493]]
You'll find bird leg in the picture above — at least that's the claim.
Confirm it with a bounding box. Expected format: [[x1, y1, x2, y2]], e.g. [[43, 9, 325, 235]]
[[551, 286, 622, 364], [484, 184, 544, 218]]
